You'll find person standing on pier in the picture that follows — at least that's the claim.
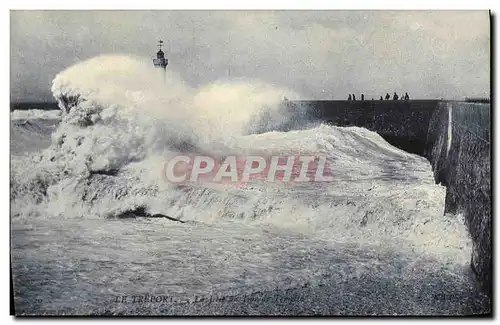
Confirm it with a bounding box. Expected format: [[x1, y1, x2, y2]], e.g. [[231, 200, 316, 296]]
[[385, 93, 390, 100], [361, 94, 365, 101], [404, 92, 410, 100], [348, 94, 352, 101], [393, 92, 399, 100], [352, 94, 356, 101]]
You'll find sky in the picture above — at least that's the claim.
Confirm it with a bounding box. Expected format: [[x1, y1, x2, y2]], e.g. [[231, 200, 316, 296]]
[[10, 10, 490, 102]]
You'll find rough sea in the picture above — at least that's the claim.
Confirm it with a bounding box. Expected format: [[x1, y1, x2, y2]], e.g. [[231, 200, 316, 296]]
[[10, 55, 490, 315]]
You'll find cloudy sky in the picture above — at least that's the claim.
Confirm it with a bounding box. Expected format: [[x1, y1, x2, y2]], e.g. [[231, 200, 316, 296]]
[[10, 10, 490, 102]]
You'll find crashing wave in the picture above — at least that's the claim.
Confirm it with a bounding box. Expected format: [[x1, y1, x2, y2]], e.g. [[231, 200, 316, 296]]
[[10, 55, 472, 263], [12, 55, 303, 219]]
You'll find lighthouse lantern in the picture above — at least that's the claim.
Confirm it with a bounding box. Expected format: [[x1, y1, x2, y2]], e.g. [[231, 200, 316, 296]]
[[153, 40, 168, 70]]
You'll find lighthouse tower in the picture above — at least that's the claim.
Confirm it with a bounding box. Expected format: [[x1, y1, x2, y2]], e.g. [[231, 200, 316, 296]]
[[153, 40, 168, 81]]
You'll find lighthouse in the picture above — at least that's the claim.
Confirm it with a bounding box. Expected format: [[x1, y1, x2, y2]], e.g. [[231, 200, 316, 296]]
[[153, 40, 168, 81]]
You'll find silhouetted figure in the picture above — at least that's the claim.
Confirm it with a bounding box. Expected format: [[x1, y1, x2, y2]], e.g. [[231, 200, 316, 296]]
[[361, 94, 365, 101], [380, 96, 384, 100], [348, 94, 352, 101], [352, 94, 356, 101], [385, 93, 390, 100], [404, 92, 410, 100], [393, 92, 399, 100]]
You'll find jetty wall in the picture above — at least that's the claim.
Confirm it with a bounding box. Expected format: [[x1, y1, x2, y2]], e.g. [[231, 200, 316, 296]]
[[288, 99, 492, 294]]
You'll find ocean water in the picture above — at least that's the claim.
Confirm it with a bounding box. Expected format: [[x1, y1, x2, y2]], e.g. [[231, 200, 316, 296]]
[[10, 55, 490, 315]]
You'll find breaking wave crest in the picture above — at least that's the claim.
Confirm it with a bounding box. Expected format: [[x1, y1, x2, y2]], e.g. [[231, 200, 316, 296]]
[[11, 109, 61, 120]]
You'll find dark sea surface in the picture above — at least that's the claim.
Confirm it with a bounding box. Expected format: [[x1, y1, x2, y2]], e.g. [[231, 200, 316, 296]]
[[10, 102, 58, 111]]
